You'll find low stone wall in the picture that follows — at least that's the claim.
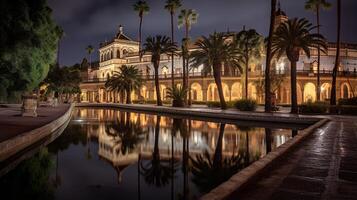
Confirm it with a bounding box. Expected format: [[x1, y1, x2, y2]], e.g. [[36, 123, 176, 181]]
[[201, 118, 329, 200], [76, 103, 321, 125], [0, 104, 74, 161]]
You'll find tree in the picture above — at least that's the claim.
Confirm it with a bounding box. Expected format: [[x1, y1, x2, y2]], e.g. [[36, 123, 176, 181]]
[[105, 65, 144, 104], [85, 45, 94, 69], [272, 18, 327, 113], [191, 32, 242, 109], [45, 64, 81, 102], [133, 1, 150, 60], [143, 35, 178, 106], [105, 73, 126, 103], [264, 0, 277, 112], [235, 29, 264, 99], [330, 0, 341, 106], [0, 0, 60, 102], [305, 0, 331, 101], [178, 9, 198, 104], [165, 0, 182, 89]]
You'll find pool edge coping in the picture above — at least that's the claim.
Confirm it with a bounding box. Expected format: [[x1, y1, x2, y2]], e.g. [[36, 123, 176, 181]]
[[200, 118, 329, 200], [76, 103, 321, 125]]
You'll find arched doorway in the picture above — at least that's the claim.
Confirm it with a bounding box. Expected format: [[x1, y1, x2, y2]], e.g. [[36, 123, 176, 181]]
[[320, 83, 331, 101], [340, 83, 351, 99], [140, 86, 149, 99], [191, 82, 203, 101], [248, 83, 257, 100], [231, 82, 243, 100], [303, 82, 316, 102], [207, 83, 229, 101]]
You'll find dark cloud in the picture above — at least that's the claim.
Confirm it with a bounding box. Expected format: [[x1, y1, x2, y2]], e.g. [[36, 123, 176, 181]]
[[48, 0, 357, 66]]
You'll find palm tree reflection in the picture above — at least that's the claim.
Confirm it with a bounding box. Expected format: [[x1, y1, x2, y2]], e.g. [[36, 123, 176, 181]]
[[190, 123, 245, 193], [105, 112, 146, 154], [140, 115, 173, 187]]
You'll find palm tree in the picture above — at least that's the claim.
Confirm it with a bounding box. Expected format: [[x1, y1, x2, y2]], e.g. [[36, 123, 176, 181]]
[[272, 18, 327, 113], [191, 32, 242, 109], [305, 0, 331, 101], [140, 116, 172, 187], [105, 75, 126, 103], [133, 1, 150, 60], [85, 45, 94, 69], [236, 29, 263, 99], [105, 65, 143, 104], [165, 0, 182, 89], [330, 0, 341, 106], [142, 35, 178, 106], [264, 0, 277, 113], [178, 9, 198, 104]]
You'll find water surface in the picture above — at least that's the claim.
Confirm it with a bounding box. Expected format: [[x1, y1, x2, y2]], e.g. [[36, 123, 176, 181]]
[[0, 108, 304, 200]]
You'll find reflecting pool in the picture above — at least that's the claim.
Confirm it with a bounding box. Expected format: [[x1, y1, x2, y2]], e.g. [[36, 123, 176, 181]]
[[0, 108, 306, 200]]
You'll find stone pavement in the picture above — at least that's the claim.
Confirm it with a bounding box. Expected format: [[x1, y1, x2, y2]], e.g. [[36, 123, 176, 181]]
[[231, 116, 357, 200], [0, 104, 70, 143]]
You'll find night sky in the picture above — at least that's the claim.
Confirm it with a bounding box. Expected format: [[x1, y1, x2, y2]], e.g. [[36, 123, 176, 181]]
[[48, 0, 357, 66]]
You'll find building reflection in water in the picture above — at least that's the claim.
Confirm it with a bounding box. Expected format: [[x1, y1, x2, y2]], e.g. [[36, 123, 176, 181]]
[[72, 108, 294, 192]]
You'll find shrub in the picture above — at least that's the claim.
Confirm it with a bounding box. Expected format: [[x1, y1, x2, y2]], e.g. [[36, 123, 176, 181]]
[[207, 101, 221, 108], [234, 99, 257, 111], [299, 101, 328, 114], [166, 85, 187, 107], [338, 97, 357, 106], [192, 101, 207, 105], [339, 105, 357, 115]]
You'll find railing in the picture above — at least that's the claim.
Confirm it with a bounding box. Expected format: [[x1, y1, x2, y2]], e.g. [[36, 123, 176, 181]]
[[82, 69, 357, 83]]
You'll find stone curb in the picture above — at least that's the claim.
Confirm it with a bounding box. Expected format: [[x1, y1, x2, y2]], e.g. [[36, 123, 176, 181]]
[[200, 118, 330, 200], [76, 103, 320, 125], [0, 104, 74, 161]]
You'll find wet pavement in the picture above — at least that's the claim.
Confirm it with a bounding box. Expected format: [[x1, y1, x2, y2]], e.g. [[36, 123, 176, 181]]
[[232, 117, 357, 200]]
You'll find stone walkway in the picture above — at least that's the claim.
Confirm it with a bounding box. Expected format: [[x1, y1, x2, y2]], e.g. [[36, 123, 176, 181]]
[[232, 117, 357, 200], [0, 104, 70, 143]]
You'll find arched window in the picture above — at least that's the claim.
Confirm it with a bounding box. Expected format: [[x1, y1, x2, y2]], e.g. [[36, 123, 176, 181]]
[[123, 49, 128, 57], [110, 51, 113, 59], [117, 49, 120, 58], [101, 54, 103, 62]]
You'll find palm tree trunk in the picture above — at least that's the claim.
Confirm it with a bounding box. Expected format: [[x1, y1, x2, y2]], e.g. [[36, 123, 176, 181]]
[[316, 6, 321, 101], [139, 15, 143, 61], [291, 61, 298, 114], [213, 64, 227, 109], [331, 0, 341, 106], [185, 25, 192, 106], [245, 57, 249, 99], [264, 0, 277, 112], [182, 43, 187, 105], [154, 61, 163, 106], [126, 88, 131, 104], [171, 12, 175, 89], [213, 123, 225, 169]]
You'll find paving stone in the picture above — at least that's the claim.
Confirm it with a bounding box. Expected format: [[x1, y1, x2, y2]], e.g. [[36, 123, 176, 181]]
[[279, 175, 325, 193], [291, 166, 329, 179]]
